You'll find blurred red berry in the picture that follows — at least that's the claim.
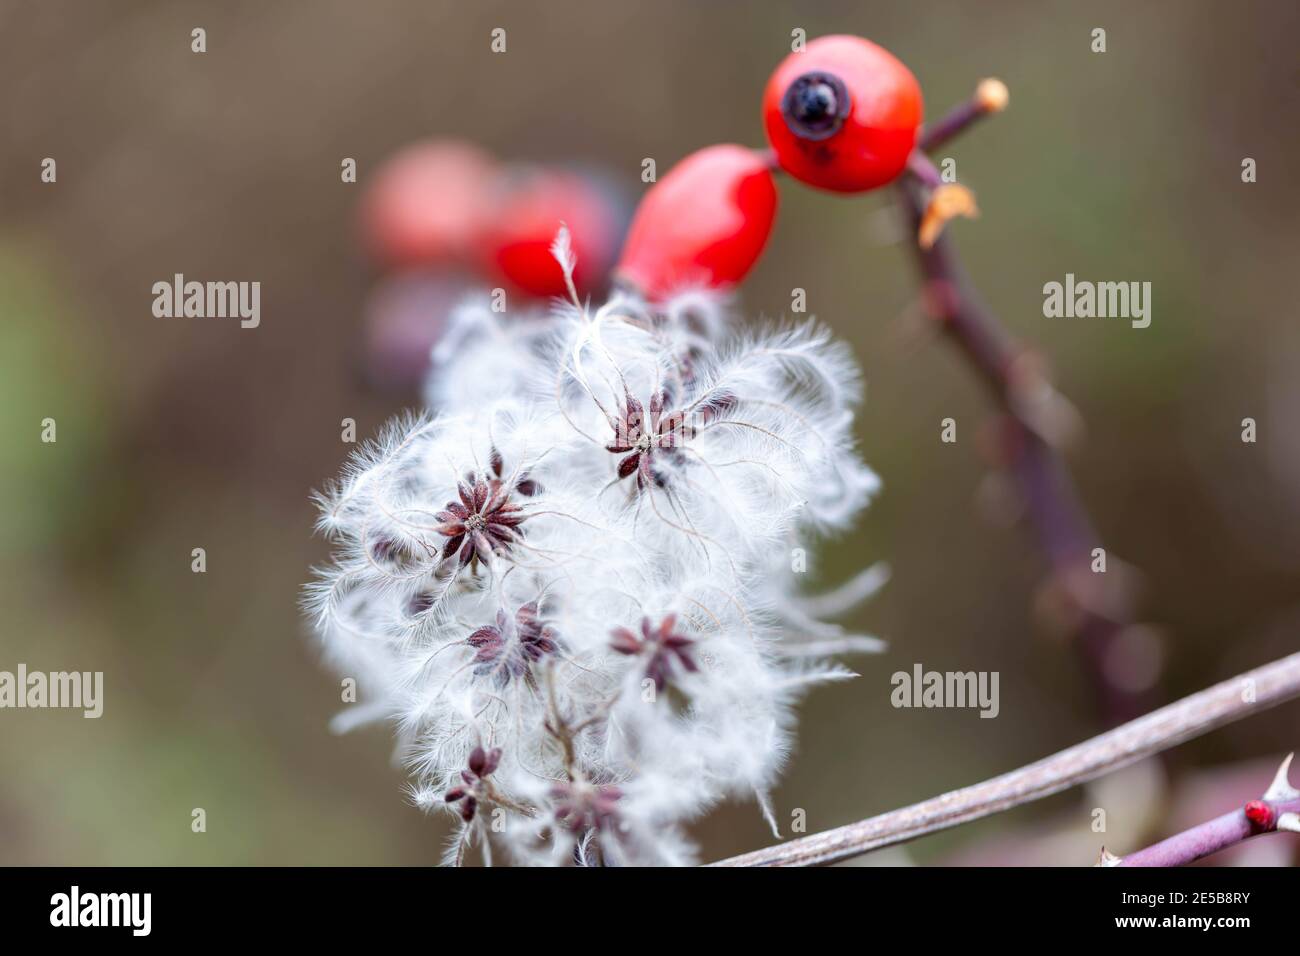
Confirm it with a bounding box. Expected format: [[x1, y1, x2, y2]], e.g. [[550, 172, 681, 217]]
[[763, 35, 923, 193], [614, 144, 777, 301], [361, 140, 497, 269], [478, 168, 619, 299]]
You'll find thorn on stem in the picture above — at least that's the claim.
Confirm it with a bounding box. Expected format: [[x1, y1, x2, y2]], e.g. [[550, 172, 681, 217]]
[[1263, 752, 1298, 802], [1095, 846, 1123, 867], [918, 184, 978, 249]]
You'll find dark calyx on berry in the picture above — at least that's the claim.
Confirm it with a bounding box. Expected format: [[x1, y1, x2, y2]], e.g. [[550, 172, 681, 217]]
[[781, 71, 850, 141]]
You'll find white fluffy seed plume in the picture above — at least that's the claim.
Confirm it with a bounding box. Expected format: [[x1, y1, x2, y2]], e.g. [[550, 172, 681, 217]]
[[304, 235, 886, 866]]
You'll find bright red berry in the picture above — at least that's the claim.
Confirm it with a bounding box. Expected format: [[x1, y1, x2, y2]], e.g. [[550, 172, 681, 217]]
[[361, 140, 498, 269], [478, 168, 620, 299], [763, 35, 923, 193], [614, 144, 777, 301]]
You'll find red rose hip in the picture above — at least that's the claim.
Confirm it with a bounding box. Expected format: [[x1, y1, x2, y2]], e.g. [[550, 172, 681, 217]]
[[614, 144, 777, 301], [478, 168, 621, 299], [361, 140, 498, 269], [763, 35, 923, 193]]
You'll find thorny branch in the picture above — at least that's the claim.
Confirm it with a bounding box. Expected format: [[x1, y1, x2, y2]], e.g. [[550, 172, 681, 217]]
[[712, 651, 1300, 866], [715, 85, 1300, 869], [1107, 753, 1300, 867], [903, 83, 1150, 725]]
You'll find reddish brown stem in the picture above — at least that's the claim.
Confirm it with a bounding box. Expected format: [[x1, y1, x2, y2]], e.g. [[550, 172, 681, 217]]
[[920, 100, 988, 152], [919, 79, 1008, 152], [897, 178, 1148, 725]]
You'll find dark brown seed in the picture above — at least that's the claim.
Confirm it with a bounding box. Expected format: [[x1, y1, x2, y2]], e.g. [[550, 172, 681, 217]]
[[468, 746, 487, 776]]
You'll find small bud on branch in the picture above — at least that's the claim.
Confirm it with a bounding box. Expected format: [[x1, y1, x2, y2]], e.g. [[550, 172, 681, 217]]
[[919, 78, 1010, 152]]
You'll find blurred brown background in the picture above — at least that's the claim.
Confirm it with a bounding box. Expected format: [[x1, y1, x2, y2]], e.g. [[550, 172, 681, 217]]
[[2, 0, 1298, 865]]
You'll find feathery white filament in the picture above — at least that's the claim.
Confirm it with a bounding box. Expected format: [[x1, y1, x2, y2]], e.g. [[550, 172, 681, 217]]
[[306, 254, 883, 866]]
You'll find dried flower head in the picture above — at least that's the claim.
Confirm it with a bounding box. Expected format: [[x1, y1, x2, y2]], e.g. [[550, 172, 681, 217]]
[[435, 460, 530, 568], [610, 614, 697, 692], [469, 602, 560, 689]]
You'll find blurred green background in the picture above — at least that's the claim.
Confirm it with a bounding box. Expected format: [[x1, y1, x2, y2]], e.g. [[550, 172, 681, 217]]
[[2, 0, 1298, 865]]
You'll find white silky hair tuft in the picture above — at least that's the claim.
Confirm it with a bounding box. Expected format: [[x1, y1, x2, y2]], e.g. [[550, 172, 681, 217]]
[[306, 259, 884, 866]]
